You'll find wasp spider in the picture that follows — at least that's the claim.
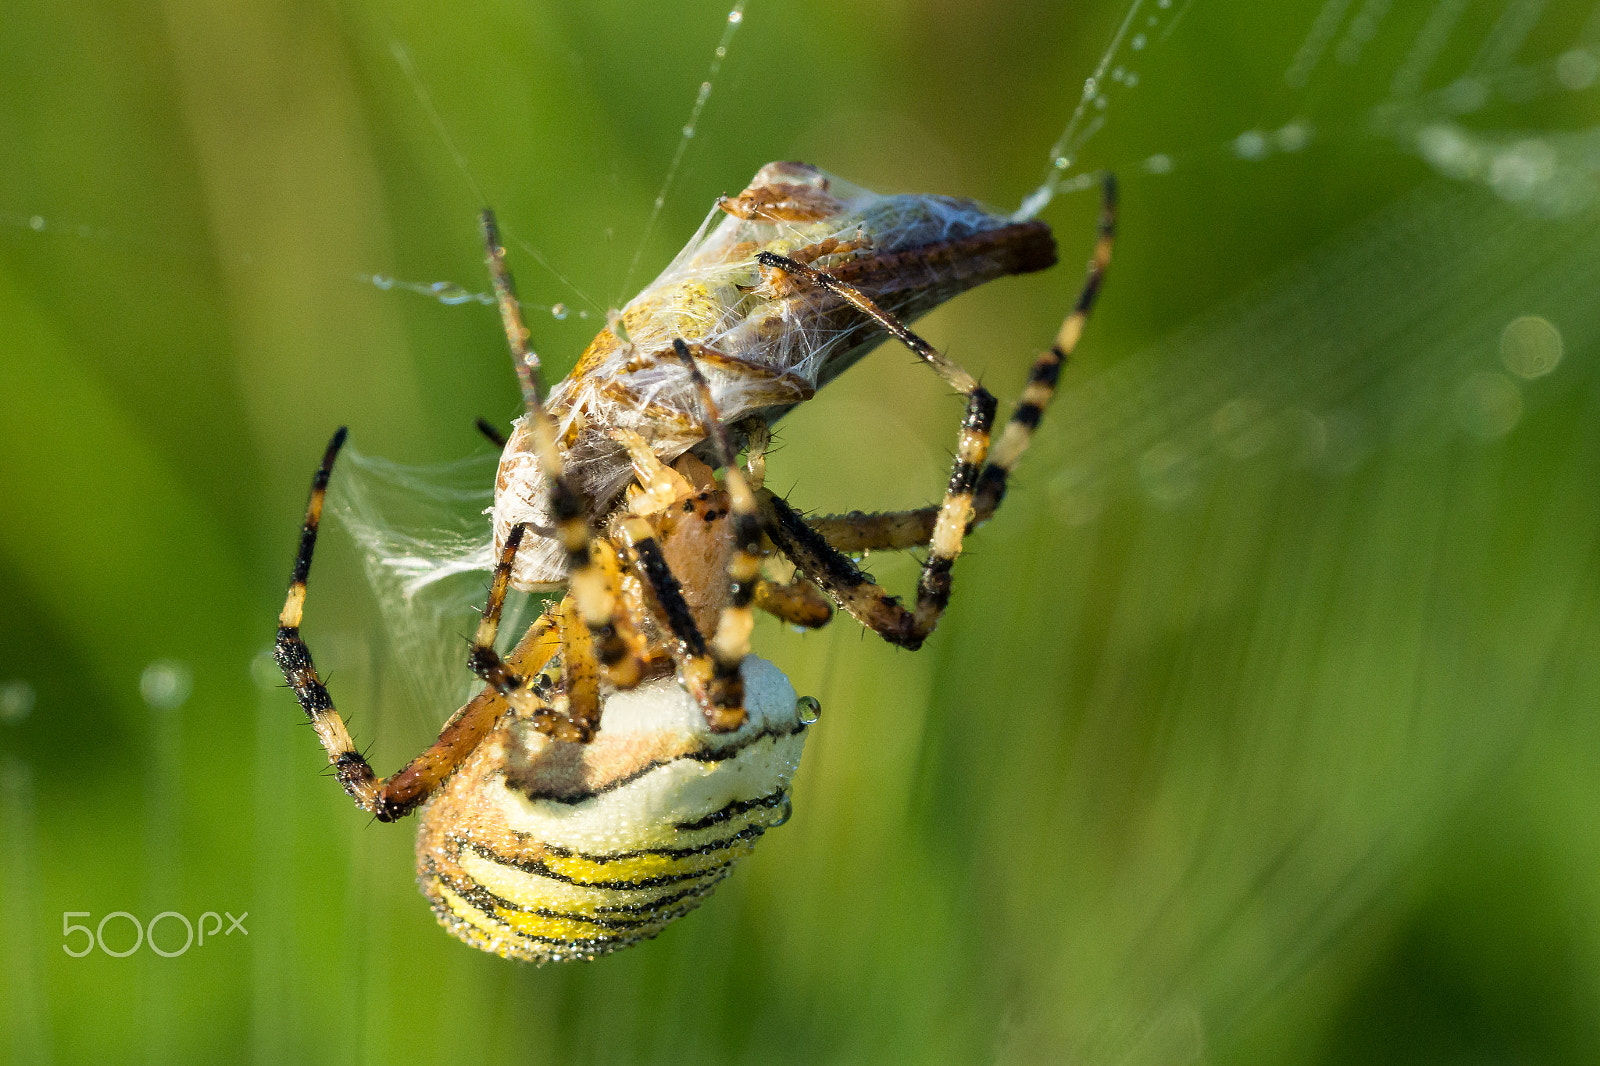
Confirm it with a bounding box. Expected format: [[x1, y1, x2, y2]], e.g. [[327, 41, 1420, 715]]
[[274, 162, 1115, 961]]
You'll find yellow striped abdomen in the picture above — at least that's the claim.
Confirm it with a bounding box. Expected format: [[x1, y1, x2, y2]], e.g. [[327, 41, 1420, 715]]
[[416, 657, 808, 962]]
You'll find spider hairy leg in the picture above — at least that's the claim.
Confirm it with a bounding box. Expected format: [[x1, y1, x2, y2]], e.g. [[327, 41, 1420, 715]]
[[973, 172, 1117, 519], [672, 337, 762, 730], [275, 430, 566, 821], [753, 574, 833, 628], [729, 419, 834, 627], [792, 173, 1119, 553], [274, 426, 383, 810], [475, 417, 508, 449], [751, 253, 998, 648], [482, 210, 630, 705], [739, 418, 770, 490], [467, 524, 638, 742]]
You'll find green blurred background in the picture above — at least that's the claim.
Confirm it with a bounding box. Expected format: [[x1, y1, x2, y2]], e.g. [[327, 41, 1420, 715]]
[[4, 0, 1600, 1062]]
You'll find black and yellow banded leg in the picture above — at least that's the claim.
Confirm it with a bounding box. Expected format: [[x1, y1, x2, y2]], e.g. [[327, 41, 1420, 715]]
[[787, 175, 1118, 554], [482, 210, 630, 696], [380, 614, 561, 817], [465, 524, 564, 733], [752, 254, 997, 647], [467, 524, 633, 742], [757, 488, 944, 649], [617, 515, 727, 726], [668, 338, 761, 730], [973, 173, 1116, 521], [274, 427, 383, 811], [275, 430, 560, 821]]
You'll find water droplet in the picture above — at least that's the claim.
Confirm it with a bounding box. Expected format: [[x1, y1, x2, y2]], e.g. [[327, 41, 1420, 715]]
[[1499, 316, 1563, 379], [681, 125, 696, 138], [1275, 121, 1312, 153], [1321, 410, 1368, 474], [1417, 124, 1484, 180], [1047, 470, 1104, 526], [1138, 442, 1199, 506], [771, 796, 793, 826], [1441, 77, 1488, 115], [1556, 48, 1599, 91], [715, 46, 727, 58], [1455, 371, 1522, 439], [1158, 0, 1171, 8], [1131, 33, 1147, 50], [795, 695, 821, 725], [550, 302, 569, 321], [370, 274, 395, 290], [1489, 139, 1558, 203], [1276, 409, 1324, 466], [1142, 153, 1174, 174], [0, 680, 36, 723], [430, 282, 477, 306], [726, 7, 742, 23], [140, 660, 193, 710], [1232, 129, 1269, 160], [1094, 95, 1109, 110], [1053, 155, 1072, 170], [28, 215, 44, 231], [1082, 76, 1098, 97], [249, 648, 282, 691], [1211, 397, 1272, 459], [1112, 66, 1126, 82], [1124, 71, 1139, 87]]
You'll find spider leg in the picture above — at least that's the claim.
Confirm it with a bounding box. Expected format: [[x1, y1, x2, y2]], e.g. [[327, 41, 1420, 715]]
[[274, 428, 383, 810], [482, 211, 630, 726], [755, 487, 938, 646], [805, 508, 939, 553], [274, 431, 561, 821], [973, 173, 1116, 520], [475, 417, 508, 449], [616, 514, 731, 725], [772, 175, 1118, 557], [467, 525, 650, 741], [729, 422, 833, 626], [738, 418, 771, 490], [754, 574, 833, 628], [753, 256, 998, 648], [608, 340, 764, 729], [380, 614, 560, 815], [611, 427, 696, 516]]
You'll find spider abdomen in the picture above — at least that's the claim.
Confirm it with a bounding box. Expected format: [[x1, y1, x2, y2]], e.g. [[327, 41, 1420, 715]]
[[416, 656, 808, 962]]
